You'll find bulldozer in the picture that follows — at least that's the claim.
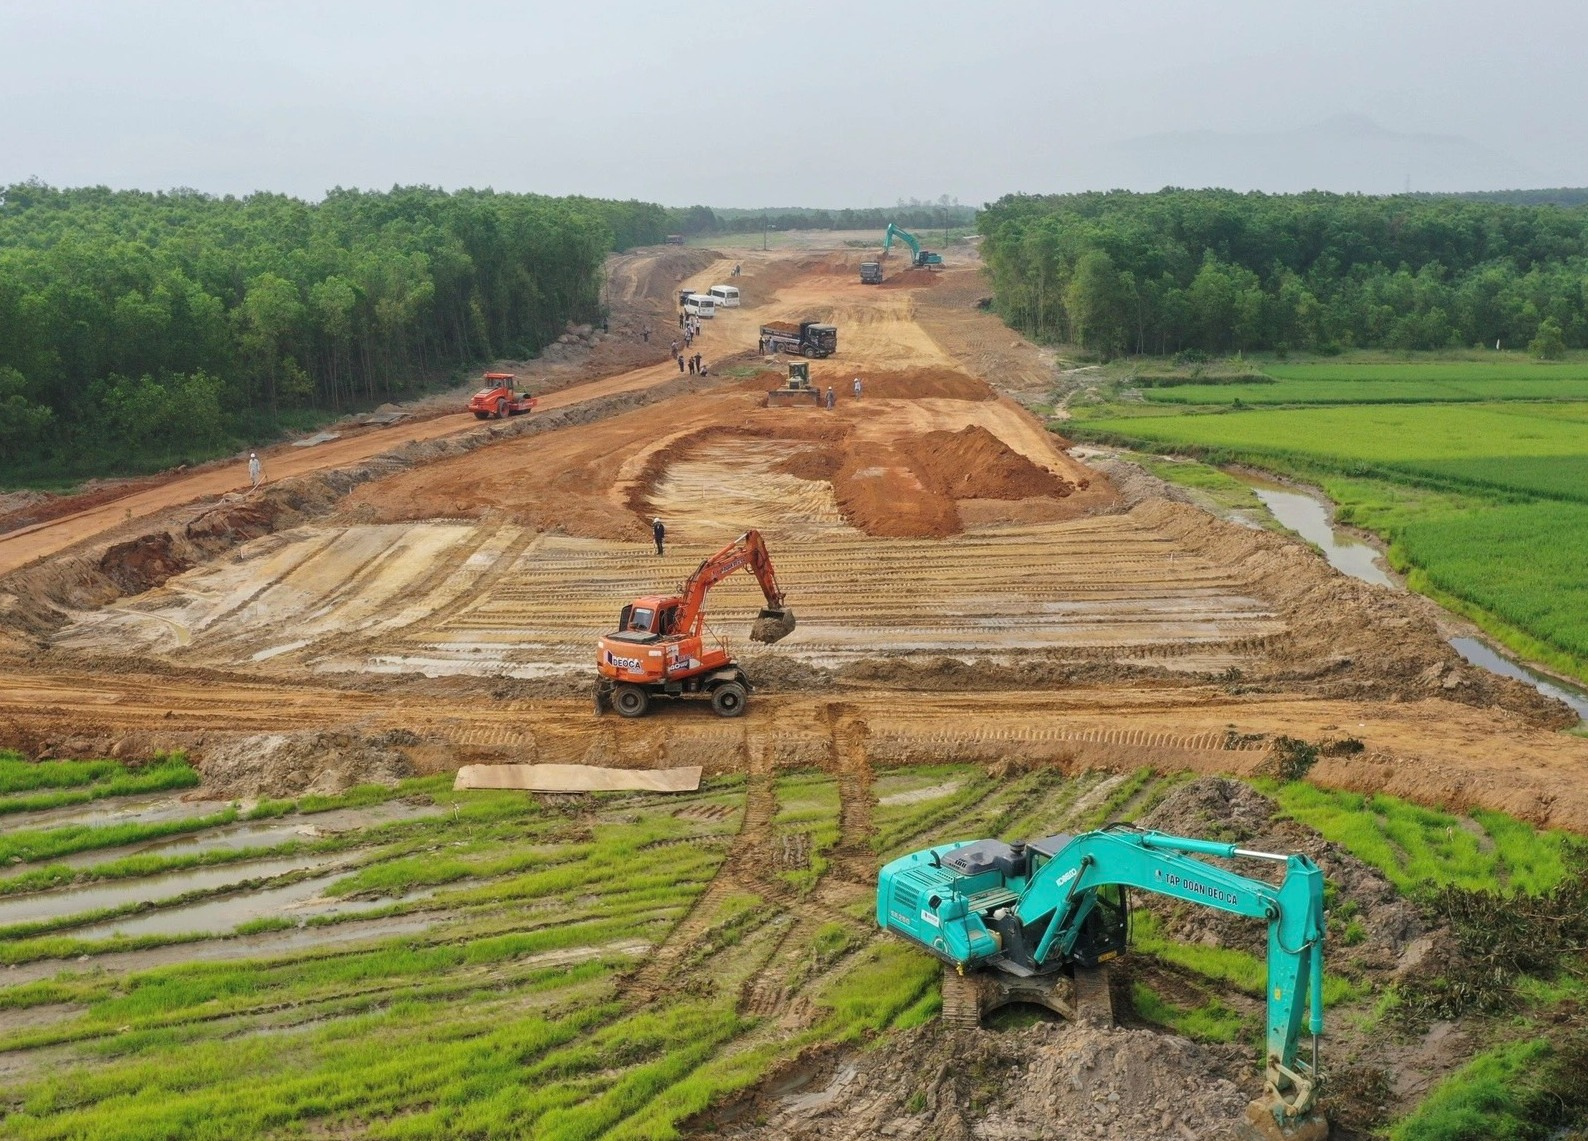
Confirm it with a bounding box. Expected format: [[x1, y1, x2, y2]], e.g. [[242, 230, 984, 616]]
[[765, 361, 822, 408], [594, 530, 796, 718]]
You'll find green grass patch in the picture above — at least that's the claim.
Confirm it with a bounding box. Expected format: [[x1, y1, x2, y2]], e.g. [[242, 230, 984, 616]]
[[1130, 980, 1248, 1043], [1388, 1037, 1582, 1141], [0, 808, 241, 865], [1125, 454, 1267, 512], [1266, 782, 1571, 894], [0, 754, 199, 809], [1131, 911, 1361, 1007]]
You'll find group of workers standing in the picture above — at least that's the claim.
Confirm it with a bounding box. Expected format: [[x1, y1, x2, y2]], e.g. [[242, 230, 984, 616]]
[[819, 376, 863, 410], [673, 310, 707, 375]]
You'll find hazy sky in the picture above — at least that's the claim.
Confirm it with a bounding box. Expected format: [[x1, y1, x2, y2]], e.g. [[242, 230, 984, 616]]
[[4, 0, 1586, 205]]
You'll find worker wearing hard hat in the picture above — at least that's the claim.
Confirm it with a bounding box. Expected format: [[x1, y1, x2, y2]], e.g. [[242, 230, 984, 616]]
[[248, 452, 263, 489], [652, 517, 666, 556]]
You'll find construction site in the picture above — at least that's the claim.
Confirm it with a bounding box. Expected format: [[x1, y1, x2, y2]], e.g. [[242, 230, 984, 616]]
[[2, 238, 1587, 1140]]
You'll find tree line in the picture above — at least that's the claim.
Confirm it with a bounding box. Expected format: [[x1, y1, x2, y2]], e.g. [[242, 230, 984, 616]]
[[979, 189, 1588, 358], [667, 201, 976, 236], [0, 183, 671, 480]]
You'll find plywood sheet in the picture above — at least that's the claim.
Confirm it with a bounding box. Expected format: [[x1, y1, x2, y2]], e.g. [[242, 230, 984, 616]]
[[453, 763, 703, 793]]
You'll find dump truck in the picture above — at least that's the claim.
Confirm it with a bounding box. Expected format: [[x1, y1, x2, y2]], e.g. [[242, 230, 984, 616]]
[[766, 361, 822, 408], [759, 320, 837, 358], [594, 530, 795, 718], [468, 373, 537, 420], [859, 261, 884, 284]]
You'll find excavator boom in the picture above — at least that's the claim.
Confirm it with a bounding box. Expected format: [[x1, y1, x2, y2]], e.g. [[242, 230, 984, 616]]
[[878, 827, 1326, 1133], [674, 529, 794, 643]]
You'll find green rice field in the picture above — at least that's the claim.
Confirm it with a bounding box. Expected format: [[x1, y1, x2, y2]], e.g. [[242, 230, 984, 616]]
[[1144, 359, 1588, 406], [1073, 364, 1588, 681]]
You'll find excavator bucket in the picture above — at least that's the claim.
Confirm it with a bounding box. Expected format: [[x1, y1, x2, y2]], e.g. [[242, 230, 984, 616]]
[[749, 608, 796, 644]]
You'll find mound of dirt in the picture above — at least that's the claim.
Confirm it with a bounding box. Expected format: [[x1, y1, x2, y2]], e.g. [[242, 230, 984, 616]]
[[1136, 777, 1423, 964], [199, 729, 415, 798], [1087, 455, 1196, 510], [876, 266, 941, 290], [849, 367, 995, 401], [775, 448, 843, 481], [911, 426, 1076, 501], [705, 1021, 1254, 1140]]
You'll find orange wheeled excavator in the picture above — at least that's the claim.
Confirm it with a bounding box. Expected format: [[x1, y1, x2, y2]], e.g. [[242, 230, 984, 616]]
[[594, 530, 796, 718]]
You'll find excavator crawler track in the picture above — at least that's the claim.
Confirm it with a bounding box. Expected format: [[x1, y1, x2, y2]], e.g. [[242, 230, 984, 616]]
[[940, 968, 984, 1031]]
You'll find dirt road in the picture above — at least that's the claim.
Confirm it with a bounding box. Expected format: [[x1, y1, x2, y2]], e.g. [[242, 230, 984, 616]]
[[0, 255, 729, 577], [4, 240, 1587, 834]]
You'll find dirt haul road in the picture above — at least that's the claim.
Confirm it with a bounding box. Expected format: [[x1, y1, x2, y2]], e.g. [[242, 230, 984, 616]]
[[0, 254, 730, 578], [3, 242, 1588, 835]]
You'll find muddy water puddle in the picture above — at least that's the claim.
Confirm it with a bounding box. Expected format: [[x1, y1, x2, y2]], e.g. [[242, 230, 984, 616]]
[[7, 793, 225, 833], [69, 872, 434, 940], [2, 800, 443, 878], [1449, 637, 1588, 722], [1225, 470, 1588, 723], [0, 914, 441, 988], [1229, 473, 1395, 588], [0, 855, 349, 928]]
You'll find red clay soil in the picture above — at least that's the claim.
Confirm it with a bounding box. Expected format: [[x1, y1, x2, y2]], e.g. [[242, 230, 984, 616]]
[[909, 426, 1077, 500], [877, 266, 942, 289], [827, 367, 995, 401]]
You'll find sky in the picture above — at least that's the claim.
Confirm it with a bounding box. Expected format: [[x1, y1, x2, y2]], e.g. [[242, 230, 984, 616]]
[[3, 0, 1587, 206]]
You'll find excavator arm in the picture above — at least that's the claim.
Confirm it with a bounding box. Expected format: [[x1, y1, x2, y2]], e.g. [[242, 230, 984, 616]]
[[878, 828, 1325, 1130], [882, 222, 923, 261], [675, 530, 795, 644], [1015, 831, 1324, 1124]]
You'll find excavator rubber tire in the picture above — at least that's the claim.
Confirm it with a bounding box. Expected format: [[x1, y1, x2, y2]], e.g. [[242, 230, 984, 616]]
[[710, 682, 748, 718], [612, 684, 649, 718]]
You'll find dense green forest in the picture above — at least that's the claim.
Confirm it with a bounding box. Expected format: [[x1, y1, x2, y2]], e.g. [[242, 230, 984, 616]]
[[979, 190, 1588, 358], [0, 183, 670, 482]]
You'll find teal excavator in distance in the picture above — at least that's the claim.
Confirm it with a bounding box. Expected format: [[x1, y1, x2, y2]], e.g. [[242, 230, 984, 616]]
[[881, 223, 944, 268], [877, 826, 1328, 1140]]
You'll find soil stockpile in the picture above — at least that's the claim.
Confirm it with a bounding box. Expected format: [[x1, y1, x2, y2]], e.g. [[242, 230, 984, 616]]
[[200, 729, 416, 798], [702, 1021, 1254, 1140], [909, 425, 1077, 500]]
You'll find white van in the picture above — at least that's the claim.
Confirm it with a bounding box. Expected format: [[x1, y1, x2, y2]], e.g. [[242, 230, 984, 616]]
[[683, 293, 716, 318], [707, 285, 740, 308]]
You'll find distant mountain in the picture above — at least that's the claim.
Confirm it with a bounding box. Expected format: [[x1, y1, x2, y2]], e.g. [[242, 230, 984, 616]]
[[1098, 114, 1543, 195]]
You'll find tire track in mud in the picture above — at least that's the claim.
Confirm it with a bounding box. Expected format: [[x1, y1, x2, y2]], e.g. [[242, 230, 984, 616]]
[[626, 729, 776, 999]]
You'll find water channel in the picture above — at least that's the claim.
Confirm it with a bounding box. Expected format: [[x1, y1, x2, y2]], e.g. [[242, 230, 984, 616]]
[[1227, 470, 1588, 722]]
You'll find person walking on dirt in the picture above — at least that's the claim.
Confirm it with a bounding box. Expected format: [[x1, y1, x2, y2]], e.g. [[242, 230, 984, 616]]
[[693, 353, 701, 373], [677, 354, 685, 373], [670, 339, 678, 357], [641, 327, 650, 343], [248, 452, 263, 489], [825, 386, 836, 411], [652, 517, 666, 556], [699, 359, 708, 376], [688, 356, 696, 374], [852, 377, 863, 400]]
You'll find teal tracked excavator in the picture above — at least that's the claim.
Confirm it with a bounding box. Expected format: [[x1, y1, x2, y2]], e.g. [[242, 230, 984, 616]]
[[882, 223, 944, 268], [877, 826, 1328, 1140]]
